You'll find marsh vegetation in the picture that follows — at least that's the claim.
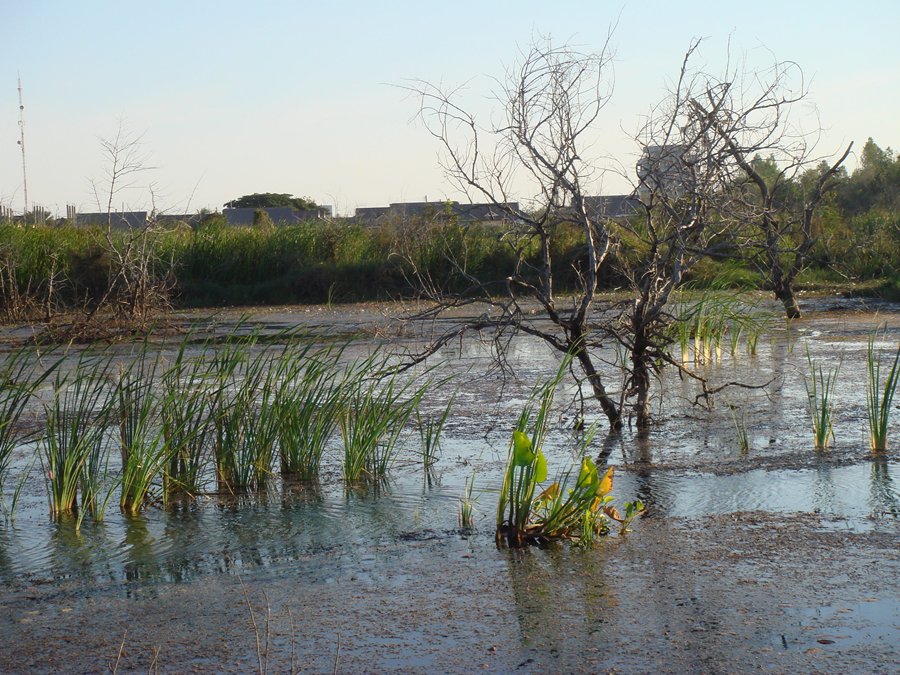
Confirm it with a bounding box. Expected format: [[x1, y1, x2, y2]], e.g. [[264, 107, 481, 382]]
[[0, 300, 896, 670]]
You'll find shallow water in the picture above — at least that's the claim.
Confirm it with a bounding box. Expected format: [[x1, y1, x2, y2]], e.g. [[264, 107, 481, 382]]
[[3, 455, 897, 587], [1, 297, 898, 671]]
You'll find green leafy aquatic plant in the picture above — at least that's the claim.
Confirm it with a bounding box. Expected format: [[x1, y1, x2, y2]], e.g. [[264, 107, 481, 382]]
[[495, 359, 562, 542], [804, 347, 840, 450], [495, 356, 641, 547], [866, 330, 900, 452]]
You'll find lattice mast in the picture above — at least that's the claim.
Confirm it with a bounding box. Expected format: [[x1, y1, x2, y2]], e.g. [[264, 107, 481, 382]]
[[17, 75, 28, 217]]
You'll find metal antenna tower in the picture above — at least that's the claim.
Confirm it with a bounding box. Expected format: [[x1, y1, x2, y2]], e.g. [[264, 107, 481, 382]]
[[17, 75, 28, 218]]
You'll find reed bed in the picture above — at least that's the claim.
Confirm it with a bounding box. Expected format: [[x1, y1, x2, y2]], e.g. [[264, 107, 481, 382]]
[[866, 330, 900, 452], [339, 359, 428, 482], [2, 327, 446, 524], [669, 291, 772, 366]]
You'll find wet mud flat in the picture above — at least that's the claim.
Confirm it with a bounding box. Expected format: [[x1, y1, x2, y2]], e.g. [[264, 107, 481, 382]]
[[1, 511, 896, 673], [0, 297, 898, 672]]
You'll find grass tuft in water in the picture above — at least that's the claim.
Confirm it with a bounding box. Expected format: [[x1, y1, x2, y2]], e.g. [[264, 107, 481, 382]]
[[669, 290, 772, 365], [865, 329, 900, 452], [0, 347, 59, 515], [276, 344, 344, 480], [339, 357, 428, 482], [41, 351, 114, 523], [458, 472, 476, 530], [804, 346, 839, 450], [731, 406, 750, 453], [160, 339, 217, 502], [417, 396, 453, 478], [116, 347, 168, 516], [211, 339, 286, 492]]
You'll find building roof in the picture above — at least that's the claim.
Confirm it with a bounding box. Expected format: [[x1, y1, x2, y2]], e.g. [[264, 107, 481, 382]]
[[582, 195, 641, 219]]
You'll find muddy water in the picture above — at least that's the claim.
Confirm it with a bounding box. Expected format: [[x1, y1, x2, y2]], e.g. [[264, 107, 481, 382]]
[[0, 297, 898, 672]]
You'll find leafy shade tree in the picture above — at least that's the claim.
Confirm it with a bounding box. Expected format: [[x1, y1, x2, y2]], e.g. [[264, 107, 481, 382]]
[[224, 193, 317, 210], [836, 139, 900, 215]]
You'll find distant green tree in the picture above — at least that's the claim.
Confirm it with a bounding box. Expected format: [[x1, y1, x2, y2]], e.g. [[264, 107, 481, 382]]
[[224, 193, 317, 210], [836, 139, 900, 215]]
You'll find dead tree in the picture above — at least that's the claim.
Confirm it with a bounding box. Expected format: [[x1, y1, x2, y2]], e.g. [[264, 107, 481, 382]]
[[614, 41, 742, 428], [406, 36, 623, 430], [683, 52, 852, 318], [85, 122, 173, 331]]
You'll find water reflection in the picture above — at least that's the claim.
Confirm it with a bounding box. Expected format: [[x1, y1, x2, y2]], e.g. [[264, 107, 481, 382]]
[[870, 457, 898, 517], [811, 459, 838, 514], [612, 461, 900, 523], [0, 528, 13, 582], [121, 516, 159, 583], [48, 520, 117, 583], [504, 545, 618, 656]]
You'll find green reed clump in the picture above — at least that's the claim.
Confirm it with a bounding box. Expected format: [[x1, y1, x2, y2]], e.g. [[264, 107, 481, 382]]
[[160, 341, 218, 501], [210, 339, 286, 492], [0, 348, 59, 513], [41, 352, 114, 522], [276, 344, 344, 480], [804, 347, 840, 450], [116, 348, 170, 516], [669, 290, 772, 365], [866, 330, 900, 452], [339, 359, 427, 482]]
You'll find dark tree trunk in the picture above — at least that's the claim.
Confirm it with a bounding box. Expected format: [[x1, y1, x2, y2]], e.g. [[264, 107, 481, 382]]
[[774, 280, 801, 319], [573, 345, 622, 431]]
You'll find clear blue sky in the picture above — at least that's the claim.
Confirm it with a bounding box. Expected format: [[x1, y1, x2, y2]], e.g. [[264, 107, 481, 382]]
[[2, 1, 897, 216]]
